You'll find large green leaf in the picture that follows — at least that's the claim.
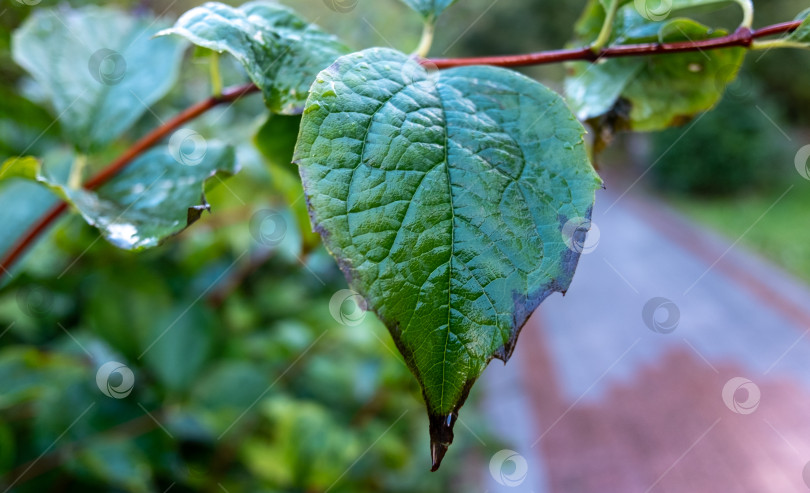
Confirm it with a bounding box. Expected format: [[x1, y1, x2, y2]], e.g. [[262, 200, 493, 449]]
[[11, 6, 185, 151], [398, 0, 459, 20], [1, 143, 237, 250], [157, 1, 348, 115], [294, 48, 600, 468], [565, 0, 745, 132]]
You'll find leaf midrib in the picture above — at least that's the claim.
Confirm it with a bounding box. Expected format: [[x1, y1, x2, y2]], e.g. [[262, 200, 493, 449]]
[[351, 75, 459, 411], [437, 81, 455, 412]]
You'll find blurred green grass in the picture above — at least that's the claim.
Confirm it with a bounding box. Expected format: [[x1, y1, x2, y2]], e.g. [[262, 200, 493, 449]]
[[671, 184, 810, 281]]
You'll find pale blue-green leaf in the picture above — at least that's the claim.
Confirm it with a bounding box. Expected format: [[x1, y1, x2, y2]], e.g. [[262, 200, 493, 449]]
[[11, 6, 185, 151], [0, 143, 237, 250], [608, 0, 743, 17], [0, 150, 72, 270], [157, 1, 348, 114]]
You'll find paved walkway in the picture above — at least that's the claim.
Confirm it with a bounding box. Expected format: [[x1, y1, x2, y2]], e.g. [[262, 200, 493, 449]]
[[476, 186, 810, 493]]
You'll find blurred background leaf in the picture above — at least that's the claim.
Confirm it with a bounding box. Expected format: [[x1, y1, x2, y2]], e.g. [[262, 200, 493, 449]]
[[1, 0, 808, 492], [12, 6, 186, 151]]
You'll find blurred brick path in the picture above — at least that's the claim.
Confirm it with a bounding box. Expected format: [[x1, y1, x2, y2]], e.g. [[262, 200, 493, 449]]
[[477, 189, 810, 493]]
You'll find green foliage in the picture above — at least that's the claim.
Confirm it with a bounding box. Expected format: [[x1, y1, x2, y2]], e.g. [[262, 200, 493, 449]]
[[253, 114, 321, 250], [610, 0, 749, 12], [0, 92, 59, 160], [158, 1, 349, 114], [12, 7, 185, 151], [649, 95, 792, 195], [0, 150, 71, 259], [566, 0, 745, 132], [67, 437, 154, 493], [1, 144, 238, 250], [0, 241, 470, 491], [785, 8, 810, 44], [294, 47, 600, 461], [0, 0, 806, 485]]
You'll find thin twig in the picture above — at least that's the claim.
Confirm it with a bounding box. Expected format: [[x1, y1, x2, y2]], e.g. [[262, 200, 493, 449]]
[[429, 21, 801, 68], [0, 83, 260, 277], [0, 19, 803, 277]]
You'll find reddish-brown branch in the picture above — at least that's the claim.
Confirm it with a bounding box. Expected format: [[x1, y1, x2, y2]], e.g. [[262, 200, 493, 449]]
[[85, 83, 259, 189], [429, 21, 802, 68], [0, 19, 803, 277], [752, 20, 804, 38], [0, 83, 259, 277]]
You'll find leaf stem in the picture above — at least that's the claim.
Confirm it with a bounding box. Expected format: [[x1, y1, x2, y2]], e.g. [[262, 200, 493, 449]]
[[1, 18, 804, 277], [735, 0, 754, 30], [414, 21, 435, 58], [210, 52, 224, 96], [67, 154, 87, 189], [751, 39, 806, 50], [591, 0, 619, 53]]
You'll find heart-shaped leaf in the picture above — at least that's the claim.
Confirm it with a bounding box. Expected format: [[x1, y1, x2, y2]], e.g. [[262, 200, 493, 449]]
[[12, 6, 185, 151], [157, 1, 349, 115], [294, 48, 601, 468], [1, 142, 237, 250]]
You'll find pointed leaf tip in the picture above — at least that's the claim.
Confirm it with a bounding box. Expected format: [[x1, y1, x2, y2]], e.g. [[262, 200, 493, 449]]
[[429, 411, 456, 471], [295, 47, 600, 465]]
